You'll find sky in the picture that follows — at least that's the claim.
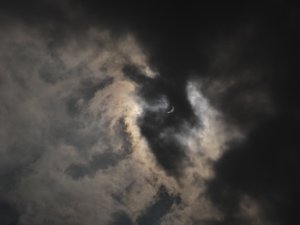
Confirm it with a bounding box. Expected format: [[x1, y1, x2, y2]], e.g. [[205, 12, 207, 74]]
[[0, 1, 299, 225]]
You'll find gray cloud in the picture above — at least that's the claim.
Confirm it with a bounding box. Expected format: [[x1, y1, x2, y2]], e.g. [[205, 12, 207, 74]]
[[136, 185, 180, 225], [0, 24, 163, 225]]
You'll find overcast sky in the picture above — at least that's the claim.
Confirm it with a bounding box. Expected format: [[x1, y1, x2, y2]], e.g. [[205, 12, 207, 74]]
[[0, 1, 299, 225]]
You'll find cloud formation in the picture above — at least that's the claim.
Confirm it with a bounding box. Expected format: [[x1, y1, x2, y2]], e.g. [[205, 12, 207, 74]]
[[0, 23, 158, 225], [1, 1, 299, 225], [0, 21, 242, 224]]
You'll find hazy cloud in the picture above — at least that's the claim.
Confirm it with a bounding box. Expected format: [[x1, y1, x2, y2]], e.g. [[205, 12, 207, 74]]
[[1, 2, 299, 225]]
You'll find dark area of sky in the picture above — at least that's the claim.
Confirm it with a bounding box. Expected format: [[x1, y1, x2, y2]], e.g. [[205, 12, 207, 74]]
[[1, 1, 299, 225]]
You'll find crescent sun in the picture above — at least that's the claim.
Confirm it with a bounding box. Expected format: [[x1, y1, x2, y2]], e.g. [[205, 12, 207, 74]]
[[166, 106, 174, 114]]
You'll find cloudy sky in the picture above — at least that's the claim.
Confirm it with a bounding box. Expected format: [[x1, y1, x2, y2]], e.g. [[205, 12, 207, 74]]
[[0, 1, 299, 225]]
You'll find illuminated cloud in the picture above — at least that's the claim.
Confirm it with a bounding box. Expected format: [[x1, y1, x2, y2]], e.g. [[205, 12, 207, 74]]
[[1, 2, 299, 225], [0, 22, 243, 225]]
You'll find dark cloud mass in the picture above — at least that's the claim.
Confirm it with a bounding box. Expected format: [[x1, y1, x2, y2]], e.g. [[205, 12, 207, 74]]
[[136, 186, 181, 225], [1, 1, 300, 225]]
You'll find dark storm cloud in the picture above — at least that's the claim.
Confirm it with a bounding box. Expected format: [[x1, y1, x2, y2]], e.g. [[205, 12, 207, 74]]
[[0, 201, 19, 225], [199, 6, 300, 225], [123, 64, 196, 122], [136, 185, 181, 225], [109, 211, 132, 225], [123, 63, 197, 175], [207, 114, 300, 224], [138, 112, 188, 176]]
